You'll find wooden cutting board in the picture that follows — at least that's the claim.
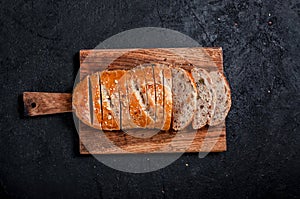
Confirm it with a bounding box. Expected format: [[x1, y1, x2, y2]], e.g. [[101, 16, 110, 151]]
[[23, 47, 227, 154]]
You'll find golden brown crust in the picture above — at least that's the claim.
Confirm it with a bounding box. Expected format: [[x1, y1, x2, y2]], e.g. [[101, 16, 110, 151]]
[[152, 64, 164, 129], [100, 70, 126, 130], [127, 69, 153, 128], [162, 67, 172, 131], [90, 72, 102, 129], [118, 71, 135, 129], [143, 66, 156, 128], [152, 64, 173, 131], [72, 75, 91, 127]]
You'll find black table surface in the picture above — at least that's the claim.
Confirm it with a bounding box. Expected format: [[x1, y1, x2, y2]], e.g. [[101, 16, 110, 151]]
[[1, 0, 299, 198]]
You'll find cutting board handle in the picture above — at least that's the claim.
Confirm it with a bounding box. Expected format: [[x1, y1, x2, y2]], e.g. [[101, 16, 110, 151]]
[[23, 92, 72, 116]]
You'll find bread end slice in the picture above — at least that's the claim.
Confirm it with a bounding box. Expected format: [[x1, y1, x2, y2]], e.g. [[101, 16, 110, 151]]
[[72, 75, 92, 127], [208, 71, 231, 126]]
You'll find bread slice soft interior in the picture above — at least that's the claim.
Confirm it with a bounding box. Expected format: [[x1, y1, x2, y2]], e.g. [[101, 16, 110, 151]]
[[208, 71, 231, 126], [171, 67, 197, 130], [191, 68, 215, 129]]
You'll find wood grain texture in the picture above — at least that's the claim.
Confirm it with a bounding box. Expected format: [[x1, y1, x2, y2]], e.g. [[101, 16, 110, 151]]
[[79, 47, 223, 80], [23, 92, 72, 116], [78, 47, 227, 154]]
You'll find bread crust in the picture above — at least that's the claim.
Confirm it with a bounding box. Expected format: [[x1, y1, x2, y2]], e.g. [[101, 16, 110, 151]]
[[153, 64, 165, 129], [118, 70, 135, 129], [72, 75, 91, 127], [143, 65, 156, 128], [127, 67, 155, 128], [162, 66, 172, 131], [90, 72, 102, 129], [100, 70, 126, 130]]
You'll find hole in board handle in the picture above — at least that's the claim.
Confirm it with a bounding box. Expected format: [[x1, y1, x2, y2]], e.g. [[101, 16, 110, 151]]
[[31, 102, 36, 108]]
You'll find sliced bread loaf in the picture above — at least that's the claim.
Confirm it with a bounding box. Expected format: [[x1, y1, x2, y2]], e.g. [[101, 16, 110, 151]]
[[171, 67, 197, 130]]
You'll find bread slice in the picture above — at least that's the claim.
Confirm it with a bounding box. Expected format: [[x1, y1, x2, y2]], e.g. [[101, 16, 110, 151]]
[[152, 64, 165, 129], [100, 70, 126, 130], [89, 72, 102, 129], [127, 69, 147, 128], [150, 64, 172, 130], [118, 70, 135, 129], [143, 65, 156, 128], [72, 75, 91, 127], [162, 66, 172, 131], [138, 64, 172, 131], [208, 71, 231, 126], [191, 68, 215, 129], [118, 68, 152, 129], [131, 66, 155, 127], [171, 67, 197, 130], [111, 70, 127, 129]]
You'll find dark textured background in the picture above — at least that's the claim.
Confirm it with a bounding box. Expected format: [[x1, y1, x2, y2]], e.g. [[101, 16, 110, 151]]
[[1, 0, 300, 198]]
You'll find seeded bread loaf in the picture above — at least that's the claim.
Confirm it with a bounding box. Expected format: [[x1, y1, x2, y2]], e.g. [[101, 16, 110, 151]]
[[72, 67, 231, 131]]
